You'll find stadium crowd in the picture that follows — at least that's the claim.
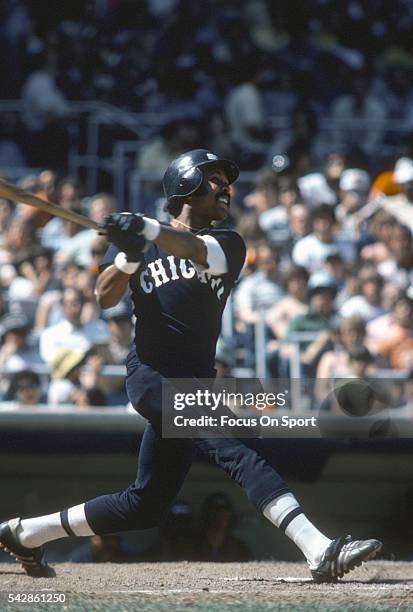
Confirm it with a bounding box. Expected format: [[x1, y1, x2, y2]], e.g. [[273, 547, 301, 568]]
[[0, 153, 413, 409], [0, 0, 413, 409], [1, 0, 413, 169]]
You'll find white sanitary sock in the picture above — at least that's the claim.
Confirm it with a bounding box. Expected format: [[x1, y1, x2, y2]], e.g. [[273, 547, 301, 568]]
[[263, 493, 331, 567], [17, 504, 95, 548]]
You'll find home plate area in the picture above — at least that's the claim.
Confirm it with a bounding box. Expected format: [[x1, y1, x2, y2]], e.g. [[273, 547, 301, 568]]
[[0, 561, 412, 611]]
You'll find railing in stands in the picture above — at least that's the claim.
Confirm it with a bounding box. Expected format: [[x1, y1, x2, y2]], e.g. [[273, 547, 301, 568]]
[[2, 99, 413, 209]]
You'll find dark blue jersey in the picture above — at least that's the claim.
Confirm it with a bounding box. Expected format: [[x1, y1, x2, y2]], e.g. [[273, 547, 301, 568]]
[[100, 228, 246, 377]]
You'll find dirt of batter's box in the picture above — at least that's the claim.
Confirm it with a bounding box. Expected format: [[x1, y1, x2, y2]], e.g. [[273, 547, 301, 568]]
[[1, 561, 413, 611]]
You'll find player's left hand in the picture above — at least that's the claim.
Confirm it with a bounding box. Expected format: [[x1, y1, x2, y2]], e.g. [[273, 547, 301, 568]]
[[100, 213, 147, 261]]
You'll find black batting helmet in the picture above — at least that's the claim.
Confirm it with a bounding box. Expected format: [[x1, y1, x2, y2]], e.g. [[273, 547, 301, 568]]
[[163, 149, 239, 204]]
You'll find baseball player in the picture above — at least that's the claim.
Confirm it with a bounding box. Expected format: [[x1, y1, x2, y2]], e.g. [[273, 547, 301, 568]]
[[0, 150, 381, 581]]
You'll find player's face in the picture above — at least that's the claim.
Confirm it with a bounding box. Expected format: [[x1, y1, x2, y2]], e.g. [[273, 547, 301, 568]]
[[194, 168, 231, 222]]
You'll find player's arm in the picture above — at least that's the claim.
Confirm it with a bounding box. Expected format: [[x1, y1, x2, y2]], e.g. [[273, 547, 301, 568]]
[[155, 223, 248, 280], [101, 213, 231, 275], [95, 221, 211, 309], [95, 215, 147, 309], [95, 265, 130, 309], [155, 225, 231, 274], [155, 225, 207, 265]]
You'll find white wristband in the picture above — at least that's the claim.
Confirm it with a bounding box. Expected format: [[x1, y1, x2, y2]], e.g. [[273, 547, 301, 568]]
[[142, 217, 161, 241], [114, 252, 141, 274]]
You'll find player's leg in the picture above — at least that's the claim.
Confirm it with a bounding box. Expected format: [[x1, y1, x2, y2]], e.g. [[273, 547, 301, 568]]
[[194, 436, 381, 582], [131, 364, 381, 582], [84, 423, 194, 533], [0, 423, 193, 576]]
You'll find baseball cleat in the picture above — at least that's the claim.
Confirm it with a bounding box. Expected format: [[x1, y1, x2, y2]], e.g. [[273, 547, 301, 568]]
[[0, 518, 55, 578], [310, 534, 382, 583]]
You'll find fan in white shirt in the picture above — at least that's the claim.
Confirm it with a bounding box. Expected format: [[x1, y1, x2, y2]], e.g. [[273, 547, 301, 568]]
[[340, 269, 387, 322], [292, 204, 356, 273], [39, 288, 110, 364]]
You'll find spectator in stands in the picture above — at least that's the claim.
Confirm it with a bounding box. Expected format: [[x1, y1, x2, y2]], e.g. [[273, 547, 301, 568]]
[[4, 370, 43, 407], [281, 271, 337, 376], [246, 168, 279, 216], [324, 254, 347, 299], [203, 110, 235, 161], [382, 283, 403, 312], [266, 265, 309, 376], [224, 61, 268, 155], [0, 215, 39, 267], [328, 74, 386, 157], [14, 246, 58, 300], [234, 243, 283, 326], [21, 50, 69, 168], [89, 236, 109, 277], [339, 269, 387, 322], [193, 492, 251, 562], [47, 347, 107, 408], [35, 258, 101, 333], [378, 224, 413, 292], [267, 265, 309, 343], [292, 204, 355, 273], [281, 271, 337, 377], [102, 301, 133, 366], [336, 168, 371, 234], [268, 102, 317, 162], [360, 211, 398, 264], [315, 316, 369, 402], [0, 216, 46, 321], [297, 153, 345, 208], [0, 198, 13, 249], [47, 347, 86, 406], [137, 118, 202, 175], [287, 204, 311, 244], [382, 157, 413, 232], [39, 287, 110, 364], [56, 193, 114, 267], [37, 169, 58, 201], [74, 351, 107, 408], [97, 300, 133, 404], [276, 176, 301, 211], [235, 213, 266, 271], [0, 312, 42, 374], [258, 176, 302, 242], [346, 346, 374, 379], [41, 177, 83, 251], [13, 171, 57, 229], [35, 261, 81, 332], [374, 295, 413, 370], [366, 294, 406, 352]]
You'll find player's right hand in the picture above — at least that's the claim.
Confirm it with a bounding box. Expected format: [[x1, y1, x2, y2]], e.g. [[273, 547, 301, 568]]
[[100, 213, 147, 262]]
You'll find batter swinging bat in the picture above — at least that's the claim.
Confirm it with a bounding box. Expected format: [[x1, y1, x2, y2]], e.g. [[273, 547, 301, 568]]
[[0, 178, 100, 230]]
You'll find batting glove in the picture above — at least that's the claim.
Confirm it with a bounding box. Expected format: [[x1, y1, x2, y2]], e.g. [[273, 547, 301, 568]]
[[120, 212, 161, 241], [100, 213, 147, 257], [100, 213, 148, 274]]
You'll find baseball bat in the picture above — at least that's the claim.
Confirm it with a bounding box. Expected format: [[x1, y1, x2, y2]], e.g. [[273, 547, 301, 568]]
[[0, 178, 100, 230]]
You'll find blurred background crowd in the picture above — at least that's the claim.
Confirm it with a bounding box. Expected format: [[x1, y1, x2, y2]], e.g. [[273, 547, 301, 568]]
[[1, 0, 413, 410]]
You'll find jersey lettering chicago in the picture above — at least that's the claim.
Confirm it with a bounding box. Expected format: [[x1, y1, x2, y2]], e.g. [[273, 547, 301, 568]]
[[100, 228, 246, 376], [140, 256, 225, 300]]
